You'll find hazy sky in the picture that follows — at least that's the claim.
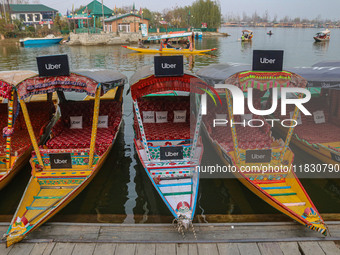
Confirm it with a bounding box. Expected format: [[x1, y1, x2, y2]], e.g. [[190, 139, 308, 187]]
[[40, 0, 340, 20]]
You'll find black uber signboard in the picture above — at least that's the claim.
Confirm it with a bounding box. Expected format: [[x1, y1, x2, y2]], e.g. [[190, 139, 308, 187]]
[[154, 55, 184, 77], [245, 149, 272, 163], [49, 153, 72, 169], [252, 50, 284, 71], [160, 146, 184, 160], [37, 54, 70, 77]]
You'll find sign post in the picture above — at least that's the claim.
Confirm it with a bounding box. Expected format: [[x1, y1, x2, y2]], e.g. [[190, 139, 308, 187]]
[[154, 56, 184, 77], [37, 54, 70, 77]]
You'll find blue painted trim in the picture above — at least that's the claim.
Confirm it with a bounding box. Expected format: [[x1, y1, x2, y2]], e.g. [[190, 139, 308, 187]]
[[262, 186, 291, 190], [26, 206, 56, 210], [145, 167, 178, 218], [158, 182, 193, 187], [191, 170, 200, 220]]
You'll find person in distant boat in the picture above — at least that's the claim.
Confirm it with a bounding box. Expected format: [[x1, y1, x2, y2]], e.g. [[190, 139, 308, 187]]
[[138, 39, 145, 48], [165, 39, 181, 50]]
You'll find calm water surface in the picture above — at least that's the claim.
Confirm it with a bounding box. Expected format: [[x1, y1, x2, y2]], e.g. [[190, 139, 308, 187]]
[[0, 27, 339, 223]]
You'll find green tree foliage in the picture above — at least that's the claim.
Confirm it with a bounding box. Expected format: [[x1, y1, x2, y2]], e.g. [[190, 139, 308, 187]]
[[164, 6, 192, 28], [191, 0, 221, 28]]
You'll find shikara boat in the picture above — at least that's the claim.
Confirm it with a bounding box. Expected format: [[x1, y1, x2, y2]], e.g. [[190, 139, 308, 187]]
[[0, 71, 56, 191], [313, 30, 330, 42], [130, 64, 207, 230], [241, 30, 253, 41], [122, 32, 217, 54], [5, 70, 127, 247], [197, 66, 327, 235], [275, 61, 340, 165]]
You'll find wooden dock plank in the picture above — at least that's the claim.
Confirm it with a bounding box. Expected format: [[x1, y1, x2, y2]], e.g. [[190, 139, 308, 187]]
[[176, 244, 188, 255], [93, 243, 116, 255], [8, 243, 34, 255], [278, 242, 300, 255], [41, 243, 56, 255], [30, 243, 49, 255], [257, 243, 283, 255], [156, 244, 176, 255], [188, 244, 198, 255], [197, 244, 219, 255], [71, 243, 96, 255], [136, 243, 155, 255], [0, 243, 12, 255], [318, 241, 340, 255], [50, 243, 75, 255], [114, 244, 135, 255], [217, 243, 240, 255], [237, 243, 261, 255], [298, 242, 325, 255]]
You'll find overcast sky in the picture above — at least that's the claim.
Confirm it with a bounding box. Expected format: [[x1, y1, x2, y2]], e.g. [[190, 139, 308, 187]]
[[40, 0, 340, 20]]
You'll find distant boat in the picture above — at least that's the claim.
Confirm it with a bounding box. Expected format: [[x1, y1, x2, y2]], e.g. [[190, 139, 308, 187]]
[[192, 28, 203, 39], [241, 30, 253, 41], [267, 31, 273, 35], [19, 34, 63, 47], [313, 30, 330, 42]]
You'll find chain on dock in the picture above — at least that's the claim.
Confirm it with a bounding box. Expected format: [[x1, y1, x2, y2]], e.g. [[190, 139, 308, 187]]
[[172, 216, 197, 240]]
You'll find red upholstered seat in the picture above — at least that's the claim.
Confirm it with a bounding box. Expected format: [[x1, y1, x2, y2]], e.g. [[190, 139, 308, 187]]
[[134, 97, 191, 141], [277, 97, 340, 143], [0, 102, 54, 156], [203, 94, 272, 152], [46, 100, 121, 155]]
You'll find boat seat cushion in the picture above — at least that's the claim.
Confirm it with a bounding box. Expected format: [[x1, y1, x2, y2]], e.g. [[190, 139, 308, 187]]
[[134, 97, 191, 141], [47, 100, 122, 155], [0, 102, 54, 156]]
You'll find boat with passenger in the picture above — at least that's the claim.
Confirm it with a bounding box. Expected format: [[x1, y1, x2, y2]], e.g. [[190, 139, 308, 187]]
[[130, 56, 207, 232], [5, 68, 127, 247], [313, 30, 330, 42], [122, 32, 217, 54], [197, 64, 328, 235], [0, 71, 56, 191], [241, 30, 253, 41]]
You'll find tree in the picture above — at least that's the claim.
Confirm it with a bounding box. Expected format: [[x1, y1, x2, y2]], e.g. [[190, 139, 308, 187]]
[[190, 0, 221, 28]]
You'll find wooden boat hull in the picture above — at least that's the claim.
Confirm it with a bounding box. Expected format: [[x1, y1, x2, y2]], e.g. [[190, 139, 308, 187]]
[[202, 124, 327, 235], [273, 121, 339, 165], [0, 149, 31, 191], [313, 37, 330, 42], [5, 141, 114, 247], [134, 139, 203, 223], [122, 46, 217, 54]]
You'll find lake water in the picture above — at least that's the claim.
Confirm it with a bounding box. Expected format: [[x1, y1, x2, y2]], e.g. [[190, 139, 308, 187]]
[[0, 27, 339, 223]]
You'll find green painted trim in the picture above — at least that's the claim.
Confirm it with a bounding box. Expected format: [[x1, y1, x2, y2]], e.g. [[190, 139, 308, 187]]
[[270, 192, 297, 197], [163, 191, 192, 196], [33, 196, 64, 199]]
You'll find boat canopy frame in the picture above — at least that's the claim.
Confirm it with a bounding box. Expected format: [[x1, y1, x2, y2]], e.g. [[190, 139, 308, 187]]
[[130, 65, 208, 161], [0, 71, 38, 170], [219, 70, 308, 164], [15, 70, 127, 171]]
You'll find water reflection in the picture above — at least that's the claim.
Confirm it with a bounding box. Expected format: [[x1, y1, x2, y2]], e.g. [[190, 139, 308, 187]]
[[0, 29, 340, 223], [313, 41, 330, 55]]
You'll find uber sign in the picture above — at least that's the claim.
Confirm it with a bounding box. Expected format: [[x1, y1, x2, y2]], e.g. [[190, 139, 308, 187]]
[[245, 149, 272, 163], [154, 55, 184, 77], [37, 54, 70, 77], [252, 50, 284, 71], [160, 146, 183, 160], [49, 153, 72, 169]]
